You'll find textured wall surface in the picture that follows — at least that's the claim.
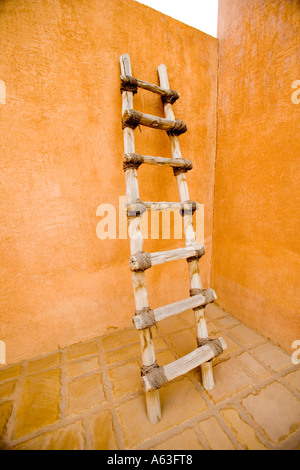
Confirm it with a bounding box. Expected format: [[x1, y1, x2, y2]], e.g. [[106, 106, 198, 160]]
[[212, 0, 300, 351], [0, 0, 218, 362]]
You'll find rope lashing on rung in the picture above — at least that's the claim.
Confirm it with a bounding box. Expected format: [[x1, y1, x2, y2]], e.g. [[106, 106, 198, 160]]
[[134, 307, 156, 329], [187, 245, 206, 262], [129, 251, 152, 272], [189, 288, 215, 309], [123, 153, 144, 171], [120, 75, 138, 94], [167, 119, 187, 136], [122, 109, 142, 129], [179, 200, 198, 217], [120, 75, 180, 104], [161, 89, 180, 104], [141, 361, 168, 390], [197, 338, 224, 357], [126, 199, 147, 217], [172, 159, 193, 176]]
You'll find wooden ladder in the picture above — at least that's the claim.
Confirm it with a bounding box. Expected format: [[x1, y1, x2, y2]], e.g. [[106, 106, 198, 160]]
[[120, 54, 226, 424]]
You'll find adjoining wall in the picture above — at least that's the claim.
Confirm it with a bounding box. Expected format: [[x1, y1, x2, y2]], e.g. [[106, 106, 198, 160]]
[[212, 0, 300, 351], [0, 0, 218, 362]]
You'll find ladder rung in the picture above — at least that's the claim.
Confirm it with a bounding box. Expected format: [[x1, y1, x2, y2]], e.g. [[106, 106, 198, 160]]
[[142, 337, 227, 392], [133, 289, 216, 330], [122, 109, 187, 135], [126, 200, 199, 216], [123, 153, 193, 172], [120, 75, 179, 104], [129, 245, 205, 271]]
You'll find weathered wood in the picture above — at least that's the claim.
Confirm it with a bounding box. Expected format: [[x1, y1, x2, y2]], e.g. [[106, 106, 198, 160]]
[[123, 153, 193, 171], [120, 54, 161, 424], [133, 290, 216, 330], [126, 200, 199, 215], [129, 244, 205, 271], [151, 244, 205, 265], [158, 64, 215, 391], [122, 109, 187, 135], [142, 337, 227, 392], [154, 289, 216, 322], [120, 75, 179, 102]]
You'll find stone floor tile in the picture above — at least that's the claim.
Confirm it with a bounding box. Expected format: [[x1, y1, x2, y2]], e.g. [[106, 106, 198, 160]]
[[155, 350, 177, 366], [207, 321, 222, 336], [177, 310, 195, 327], [14, 369, 61, 439], [283, 369, 300, 393], [66, 341, 98, 361], [205, 303, 227, 321], [0, 381, 16, 400], [217, 315, 241, 329], [230, 325, 265, 346], [206, 358, 253, 403], [154, 337, 169, 351], [27, 353, 61, 374], [250, 343, 293, 372], [109, 361, 141, 399], [0, 365, 23, 383], [66, 356, 100, 378], [220, 407, 266, 450], [237, 352, 272, 381], [158, 316, 187, 335], [117, 377, 207, 448], [1, 304, 298, 451], [105, 343, 141, 365], [102, 329, 139, 351], [67, 373, 106, 415], [198, 416, 235, 450], [168, 328, 241, 364], [151, 428, 203, 450], [105, 338, 167, 366], [168, 329, 197, 357], [0, 401, 13, 443], [12, 421, 85, 450], [109, 351, 176, 400], [178, 310, 221, 330], [241, 382, 300, 444], [214, 332, 242, 359], [90, 410, 118, 450]]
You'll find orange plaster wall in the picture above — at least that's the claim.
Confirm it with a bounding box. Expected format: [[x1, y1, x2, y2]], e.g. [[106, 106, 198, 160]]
[[212, 0, 300, 351], [0, 0, 218, 363]]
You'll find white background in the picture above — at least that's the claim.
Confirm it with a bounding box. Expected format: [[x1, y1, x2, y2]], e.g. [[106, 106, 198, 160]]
[[134, 0, 219, 37]]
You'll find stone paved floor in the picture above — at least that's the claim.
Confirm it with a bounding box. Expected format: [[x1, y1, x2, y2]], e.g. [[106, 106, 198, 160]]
[[0, 303, 300, 450]]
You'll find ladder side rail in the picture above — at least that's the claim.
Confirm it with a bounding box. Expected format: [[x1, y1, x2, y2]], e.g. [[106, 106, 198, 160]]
[[120, 54, 161, 423], [158, 64, 215, 391]]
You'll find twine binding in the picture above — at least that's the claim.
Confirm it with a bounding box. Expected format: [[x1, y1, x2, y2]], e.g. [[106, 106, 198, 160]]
[[161, 89, 180, 104], [122, 109, 142, 130], [197, 337, 223, 357], [187, 245, 206, 262], [141, 361, 168, 390], [134, 306, 156, 329], [120, 75, 138, 94], [123, 153, 144, 171], [189, 288, 215, 310], [167, 119, 187, 136], [179, 200, 198, 217]]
